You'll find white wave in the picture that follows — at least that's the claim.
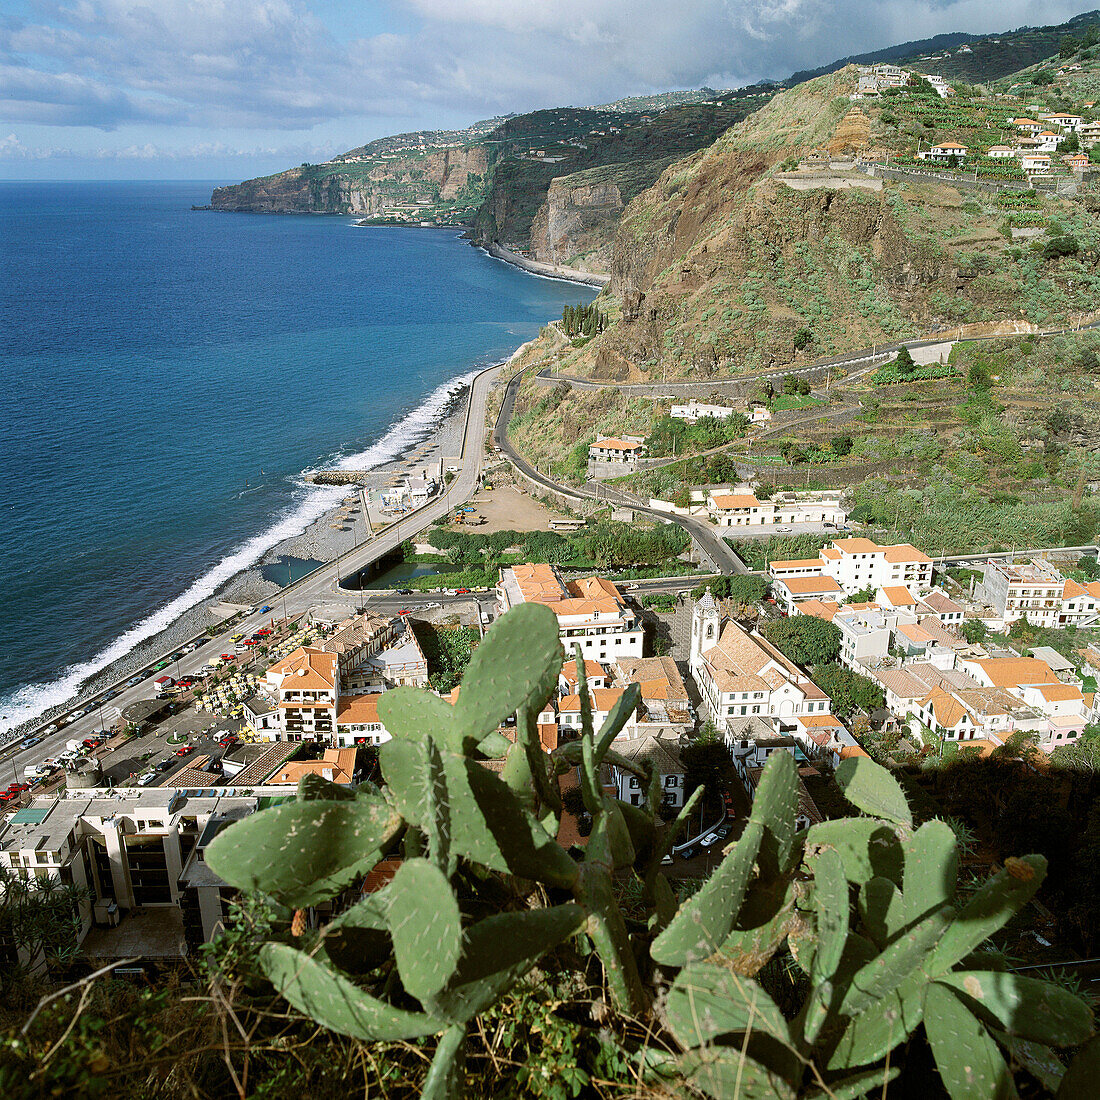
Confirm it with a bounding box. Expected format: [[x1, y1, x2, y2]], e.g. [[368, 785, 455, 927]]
[[0, 367, 481, 736]]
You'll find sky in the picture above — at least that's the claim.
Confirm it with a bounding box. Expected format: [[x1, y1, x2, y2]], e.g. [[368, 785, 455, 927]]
[[0, 1, 1089, 180]]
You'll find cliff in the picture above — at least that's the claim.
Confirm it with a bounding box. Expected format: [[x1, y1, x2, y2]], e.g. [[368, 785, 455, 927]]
[[210, 145, 490, 218]]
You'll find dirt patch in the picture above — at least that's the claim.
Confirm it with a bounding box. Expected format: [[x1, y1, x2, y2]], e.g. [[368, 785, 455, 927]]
[[463, 484, 573, 534]]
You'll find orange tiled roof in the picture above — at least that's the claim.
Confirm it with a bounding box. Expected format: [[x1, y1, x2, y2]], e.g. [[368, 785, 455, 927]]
[[1063, 578, 1087, 599], [770, 557, 826, 570], [269, 646, 338, 691], [883, 544, 932, 564], [591, 437, 643, 451], [799, 714, 842, 727], [1038, 684, 1083, 702], [833, 538, 882, 554], [711, 493, 761, 509], [336, 694, 382, 725], [882, 585, 918, 606], [559, 688, 627, 712], [781, 576, 845, 596], [973, 658, 1059, 689]]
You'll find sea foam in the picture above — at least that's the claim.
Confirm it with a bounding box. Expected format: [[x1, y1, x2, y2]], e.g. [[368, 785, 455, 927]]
[[0, 368, 481, 737]]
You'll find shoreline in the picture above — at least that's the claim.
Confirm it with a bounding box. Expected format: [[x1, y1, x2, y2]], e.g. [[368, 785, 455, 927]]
[[480, 242, 610, 288], [2, 235, 598, 740], [1, 374, 474, 740]]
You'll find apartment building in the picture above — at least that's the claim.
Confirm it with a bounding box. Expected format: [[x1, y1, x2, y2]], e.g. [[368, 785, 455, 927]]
[[975, 559, 1100, 628], [264, 647, 338, 741], [0, 787, 294, 957], [689, 592, 831, 744], [498, 564, 643, 662], [769, 538, 933, 596]]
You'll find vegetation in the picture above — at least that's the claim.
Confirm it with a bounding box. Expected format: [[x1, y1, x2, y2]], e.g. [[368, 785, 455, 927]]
[[811, 662, 886, 721], [645, 411, 748, 458], [760, 616, 842, 666], [411, 622, 480, 693], [184, 606, 1098, 1098], [689, 574, 768, 606]]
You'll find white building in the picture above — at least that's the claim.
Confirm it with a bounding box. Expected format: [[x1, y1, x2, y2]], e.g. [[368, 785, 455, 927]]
[[587, 435, 646, 471], [670, 400, 738, 422], [497, 564, 643, 663], [689, 592, 831, 744], [975, 559, 1100, 629], [706, 488, 846, 529], [769, 538, 933, 597], [918, 141, 968, 162]]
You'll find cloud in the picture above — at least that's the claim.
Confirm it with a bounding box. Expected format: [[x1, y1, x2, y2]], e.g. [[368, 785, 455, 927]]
[[0, 0, 1088, 144]]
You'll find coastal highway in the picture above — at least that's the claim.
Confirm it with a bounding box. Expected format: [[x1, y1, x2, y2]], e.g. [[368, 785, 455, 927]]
[[0, 363, 505, 781], [492, 366, 748, 575]]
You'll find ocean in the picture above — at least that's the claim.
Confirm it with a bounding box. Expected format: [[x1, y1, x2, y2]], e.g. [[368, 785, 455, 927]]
[[0, 180, 594, 733]]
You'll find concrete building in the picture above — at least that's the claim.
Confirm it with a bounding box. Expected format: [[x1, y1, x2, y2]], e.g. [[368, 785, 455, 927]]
[[265, 647, 339, 741], [918, 141, 968, 161], [608, 734, 686, 809], [0, 787, 296, 957], [334, 694, 392, 746], [498, 564, 643, 662], [974, 559, 1082, 629]]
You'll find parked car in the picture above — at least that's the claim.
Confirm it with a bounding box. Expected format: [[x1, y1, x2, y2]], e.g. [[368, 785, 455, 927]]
[[22, 735, 42, 748], [700, 832, 720, 848], [398, 609, 412, 616], [175, 745, 194, 757], [395, 588, 414, 595], [69, 709, 86, 720], [677, 845, 697, 860], [220, 653, 236, 661], [716, 823, 733, 840], [455, 588, 471, 595], [7, 783, 29, 793], [218, 734, 239, 747], [155, 759, 175, 772], [128, 675, 143, 685], [0, 791, 19, 803], [103, 689, 120, 701], [257, 628, 273, 636]]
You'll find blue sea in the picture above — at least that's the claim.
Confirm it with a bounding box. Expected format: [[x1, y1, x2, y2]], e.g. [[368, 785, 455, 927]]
[[0, 180, 594, 732]]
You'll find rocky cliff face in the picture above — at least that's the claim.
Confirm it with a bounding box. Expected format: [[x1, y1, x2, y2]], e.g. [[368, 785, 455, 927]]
[[528, 178, 624, 274], [210, 146, 489, 215]]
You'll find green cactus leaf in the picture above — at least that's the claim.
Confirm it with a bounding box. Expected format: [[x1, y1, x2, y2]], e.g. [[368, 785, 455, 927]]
[[834, 756, 912, 827], [677, 1046, 795, 1100], [501, 739, 536, 811], [667, 962, 791, 1049], [805, 1066, 901, 1099], [901, 819, 958, 926], [929, 855, 1047, 976], [804, 818, 903, 885], [322, 893, 391, 975], [749, 750, 799, 876], [858, 877, 905, 949], [615, 798, 656, 867], [651, 871, 678, 932], [594, 683, 642, 761], [422, 1023, 466, 1100], [827, 989, 923, 1071], [380, 728, 578, 888], [433, 904, 585, 1022], [717, 879, 799, 977], [205, 796, 403, 909], [994, 1033, 1065, 1094], [924, 982, 1019, 1100], [387, 859, 463, 1003], [260, 943, 442, 1041], [839, 905, 952, 1017], [297, 772, 357, 801], [812, 847, 849, 982], [936, 971, 1094, 1047], [377, 687, 458, 746], [651, 821, 764, 967], [476, 730, 512, 758], [1057, 1034, 1100, 1098], [605, 800, 638, 868], [451, 603, 562, 742], [787, 913, 816, 977]]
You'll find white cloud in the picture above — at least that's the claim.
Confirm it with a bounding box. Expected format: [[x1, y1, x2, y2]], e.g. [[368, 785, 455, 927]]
[[0, 0, 1088, 147]]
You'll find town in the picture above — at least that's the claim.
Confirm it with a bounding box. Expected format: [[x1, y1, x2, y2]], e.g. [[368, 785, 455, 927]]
[[5, 493, 1099, 962]]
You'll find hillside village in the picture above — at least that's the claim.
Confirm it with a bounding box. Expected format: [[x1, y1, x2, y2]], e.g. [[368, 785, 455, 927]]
[[12, 10, 1100, 1098]]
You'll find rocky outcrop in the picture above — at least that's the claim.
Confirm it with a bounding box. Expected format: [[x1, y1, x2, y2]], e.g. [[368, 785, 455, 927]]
[[210, 145, 489, 215], [529, 177, 624, 274]]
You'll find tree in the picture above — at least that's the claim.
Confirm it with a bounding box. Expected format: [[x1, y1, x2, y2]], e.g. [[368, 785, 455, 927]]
[[830, 433, 853, 457], [793, 327, 814, 351], [1060, 35, 1080, 58], [1078, 554, 1100, 580], [1058, 131, 1080, 153], [681, 738, 734, 803], [961, 618, 988, 644], [850, 584, 876, 603], [760, 616, 841, 666], [810, 663, 885, 721], [895, 345, 916, 376], [1032, 69, 1054, 86], [1044, 234, 1080, 260]]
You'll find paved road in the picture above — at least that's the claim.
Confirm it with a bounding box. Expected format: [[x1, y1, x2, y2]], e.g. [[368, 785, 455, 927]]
[[533, 319, 1100, 395], [492, 367, 747, 575], [1, 363, 505, 780]]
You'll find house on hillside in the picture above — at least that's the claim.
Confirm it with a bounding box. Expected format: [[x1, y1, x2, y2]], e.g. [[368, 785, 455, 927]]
[[587, 435, 646, 473], [918, 141, 968, 162]]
